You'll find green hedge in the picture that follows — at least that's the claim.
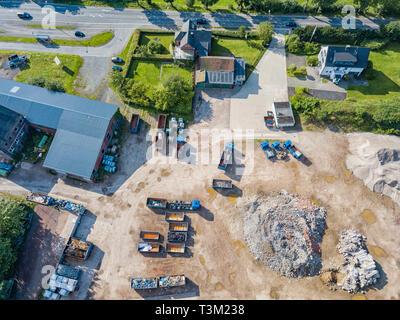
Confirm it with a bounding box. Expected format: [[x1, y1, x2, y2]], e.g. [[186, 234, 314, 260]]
[[212, 29, 259, 39]]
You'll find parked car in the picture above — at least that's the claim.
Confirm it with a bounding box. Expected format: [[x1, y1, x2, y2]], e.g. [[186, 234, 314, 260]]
[[75, 31, 85, 38], [196, 18, 208, 25], [112, 66, 122, 72], [285, 21, 297, 28], [111, 57, 123, 64], [17, 12, 31, 19]]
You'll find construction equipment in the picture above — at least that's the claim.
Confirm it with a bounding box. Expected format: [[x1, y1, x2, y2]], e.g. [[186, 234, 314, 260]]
[[158, 275, 186, 288], [212, 179, 233, 189], [139, 231, 160, 242], [264, 111, 275, 128], [129, 114, 141, 134], [146, 198, 200, 211], [131, 277, 158, 289], [283, 140, 303, 160], [218, 142, 234, 171], [169, 222, 189, 232], [271, 141, 288, 160], [260, 141, 276, 159], [63, 237, 93, 261], [137, 242, 160, 253], [165, 212, 185, 223], [167, 231, 187, 243], [166, 242, 185, 254]]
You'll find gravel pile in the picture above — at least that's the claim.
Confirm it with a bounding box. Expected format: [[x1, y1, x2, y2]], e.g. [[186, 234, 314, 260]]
[[337, 229, 380, 293], [240, 190, 327, 278]]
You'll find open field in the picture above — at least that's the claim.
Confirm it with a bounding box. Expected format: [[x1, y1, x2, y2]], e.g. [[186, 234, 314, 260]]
[[139, 32, 174, 55], [0, 51, 83, 94]]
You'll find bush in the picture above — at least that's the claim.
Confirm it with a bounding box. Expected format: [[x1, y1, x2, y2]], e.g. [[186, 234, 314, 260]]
[[306, 55, 319, 66], [46, 80, 65, 92], [27, 77, 46, 88], [147, 39, 164, 54], [295, 87, 309, 95], [287, 65, 307, 77], [185, 0, 194, 8], [257, 22, 274, 44], [288, 64, 297, 73], [238, 25, 247, 39]]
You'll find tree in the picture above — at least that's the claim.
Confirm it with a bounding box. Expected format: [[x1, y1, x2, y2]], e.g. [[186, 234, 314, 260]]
[[0, 199, 27, 243], [238, 25, 247, 38], [46, 80, 66, 92], [147, 39, 164, 54], [235, 0, 249, 11], [354, 0, 372, 13], [186, 0, 195, 8], [257, 21, 274, 44], [136, 45, 149, 57], [311, 0, 336, 11], [27, 77, 46, 88], [110, 70, 124, 88], [127, 81, 151, 107], [163, 0, 174, 6], [200, 0, 218, 9], [0, 238, 16, 279], [153, 73, 193, 111], [384, 21, 400, 41]]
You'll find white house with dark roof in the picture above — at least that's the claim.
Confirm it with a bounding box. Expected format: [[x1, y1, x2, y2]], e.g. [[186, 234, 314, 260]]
[[0, 78, 118, 181], [318, 45, 371, 84]]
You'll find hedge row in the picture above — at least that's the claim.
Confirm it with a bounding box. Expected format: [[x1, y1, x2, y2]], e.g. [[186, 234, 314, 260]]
[[121, 29, 141, 79], [212, 29, 259, 39]]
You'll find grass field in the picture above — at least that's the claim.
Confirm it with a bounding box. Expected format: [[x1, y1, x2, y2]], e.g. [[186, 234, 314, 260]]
[[347, 44, 400, 101], [26, 25, 75, 30], [0, 50, 83, 94], [0, 31, 114, 47], [139, 32, 174, 55]]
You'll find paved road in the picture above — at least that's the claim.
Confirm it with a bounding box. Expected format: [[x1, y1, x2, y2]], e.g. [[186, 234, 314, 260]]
[[230, 33, 289, 132], [0, 0, 394, 57]]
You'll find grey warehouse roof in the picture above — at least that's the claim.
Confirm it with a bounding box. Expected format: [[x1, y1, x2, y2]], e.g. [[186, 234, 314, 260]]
[[0, 79, 118, 179]]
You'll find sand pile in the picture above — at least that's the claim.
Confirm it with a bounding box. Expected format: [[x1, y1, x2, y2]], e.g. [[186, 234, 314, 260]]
[[239, 190, 327, 278], [346, 133, 400, 206]]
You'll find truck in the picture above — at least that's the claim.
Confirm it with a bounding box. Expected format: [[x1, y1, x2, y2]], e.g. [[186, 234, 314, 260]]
[[63, 237, 93, 261], [283, 140, 303, 160], [56, 200, 86, 215], [139, 231, 160, 242], [158, 275, 186, 288], [271, 141, 288, 160], [26, 192, 55, 206], [137, 242, 160, 253], [168, 222, 189, 232], [212, 179, 233, 189], [129, 114, 140, 134], [218, 142, 234, 171], [131, 277, 158, 289], [166, 242, 185, 254], [146, 197, 168, 209], [146, 198, 200, 211], [167, 231, 187, 243], [165, 212, 185, 223], [157, 114, 167, 131], [260, 141, 276, 159], [264, 111, 275, 128]]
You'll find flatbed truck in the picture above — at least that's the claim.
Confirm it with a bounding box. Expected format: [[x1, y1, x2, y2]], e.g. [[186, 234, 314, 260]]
[[283, 140, 303, 159]]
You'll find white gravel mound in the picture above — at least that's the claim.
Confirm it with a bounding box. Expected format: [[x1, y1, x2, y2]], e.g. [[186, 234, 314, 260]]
[[346, 133, 400, 206], [238, 191, 327, 278]]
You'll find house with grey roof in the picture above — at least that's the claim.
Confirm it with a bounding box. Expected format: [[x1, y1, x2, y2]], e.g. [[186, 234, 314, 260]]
[[174, 19, 212, 60], [0, 78, 118, 181], [195, 56, 246, 88], [318, 45, 371, 84]]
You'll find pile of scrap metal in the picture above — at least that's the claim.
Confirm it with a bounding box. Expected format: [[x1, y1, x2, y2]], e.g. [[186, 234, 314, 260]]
[[43, 273, 79, 299]]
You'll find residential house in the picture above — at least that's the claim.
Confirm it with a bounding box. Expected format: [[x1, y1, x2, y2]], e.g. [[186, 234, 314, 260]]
[[174, 19, 212, 60], [195, 56, 246, 89], [0, 78, 119, 181], [318, 45, 371, 84]]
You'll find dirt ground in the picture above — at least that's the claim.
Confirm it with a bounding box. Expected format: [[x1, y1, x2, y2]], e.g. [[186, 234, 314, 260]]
[[66, 128, 399, 300]]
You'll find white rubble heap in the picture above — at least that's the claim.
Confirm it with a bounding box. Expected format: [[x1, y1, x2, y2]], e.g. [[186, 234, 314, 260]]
[[239, 190, 327, 278], [336, 229, 380, 293]]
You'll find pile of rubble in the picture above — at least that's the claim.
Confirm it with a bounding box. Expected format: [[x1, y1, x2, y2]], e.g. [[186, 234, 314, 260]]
[[336, 229, 380, 293], [239, 190, 327, 278]]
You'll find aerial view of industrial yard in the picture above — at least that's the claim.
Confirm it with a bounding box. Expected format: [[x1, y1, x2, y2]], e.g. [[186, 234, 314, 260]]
[[0, 0, 399, 304]]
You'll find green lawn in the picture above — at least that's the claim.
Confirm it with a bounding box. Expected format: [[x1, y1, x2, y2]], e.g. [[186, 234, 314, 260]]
[[139, 32, 174, 55], [0, 51, 83, 94], [0, 31, 114, 47], [211, 36, 265, 78], [347, 44, 400, 101], [26, 24, 75, 30]]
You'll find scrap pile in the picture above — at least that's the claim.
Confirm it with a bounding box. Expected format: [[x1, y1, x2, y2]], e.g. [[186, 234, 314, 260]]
[[138, 242, 153, 252], [336, 229, 380, 293], [240, 190, 327, 278], [44, 273, 79, 299], [159, 275, 186, 288]]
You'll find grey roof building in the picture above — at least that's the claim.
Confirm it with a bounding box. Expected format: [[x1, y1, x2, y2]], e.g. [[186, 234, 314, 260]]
[[0, 78, 118, 180]]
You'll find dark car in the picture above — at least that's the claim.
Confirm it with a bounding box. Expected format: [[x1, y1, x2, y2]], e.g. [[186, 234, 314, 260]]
[[75, 31, 85, 38], [112, 57, 124, 64], [196, 18, 208, 25], [285, 21, 297, 28], [17, 12, 31, 19]]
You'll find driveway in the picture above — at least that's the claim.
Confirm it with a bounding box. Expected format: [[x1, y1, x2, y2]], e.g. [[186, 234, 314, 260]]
[[230, 33, 289, 132]]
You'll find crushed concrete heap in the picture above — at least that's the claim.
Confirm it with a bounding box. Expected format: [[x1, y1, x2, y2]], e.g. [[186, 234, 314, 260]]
[[337, 229, 380, 293], [239, 190, 327, 278], [346, 133, 400, 206]]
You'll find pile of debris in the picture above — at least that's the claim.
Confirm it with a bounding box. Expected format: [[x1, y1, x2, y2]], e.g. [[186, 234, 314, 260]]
[[239, 190, 327, 278], [336, 229, 380, 293]]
